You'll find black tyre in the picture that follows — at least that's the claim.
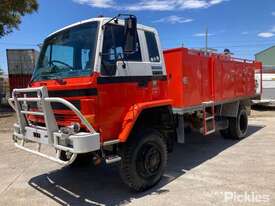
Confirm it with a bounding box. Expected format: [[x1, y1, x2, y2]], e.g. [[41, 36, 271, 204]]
[[60, 151, 93, 167], [119, 129, 167, 191], [220, 106, 248, 140]]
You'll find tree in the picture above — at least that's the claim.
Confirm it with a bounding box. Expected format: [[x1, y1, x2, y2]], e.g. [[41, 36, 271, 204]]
[[0, 0, 38, 38]]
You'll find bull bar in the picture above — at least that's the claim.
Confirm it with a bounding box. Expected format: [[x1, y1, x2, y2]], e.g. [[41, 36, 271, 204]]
[[8, 86, 100, 166]]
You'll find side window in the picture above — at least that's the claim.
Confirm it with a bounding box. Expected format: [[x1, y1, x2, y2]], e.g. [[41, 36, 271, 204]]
[[101, 24, 142, 76], [145, 31, 160, 62]]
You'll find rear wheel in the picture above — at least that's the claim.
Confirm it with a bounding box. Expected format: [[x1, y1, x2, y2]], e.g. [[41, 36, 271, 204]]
[[220, 106, 248, 140], [119, 129, 167, 191]]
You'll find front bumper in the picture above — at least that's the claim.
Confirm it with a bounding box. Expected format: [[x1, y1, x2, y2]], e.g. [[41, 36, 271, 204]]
[[9, 86, 100, 166]]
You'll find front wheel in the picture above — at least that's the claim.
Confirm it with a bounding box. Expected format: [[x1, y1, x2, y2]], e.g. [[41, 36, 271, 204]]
[[119, 129, 167, 191]]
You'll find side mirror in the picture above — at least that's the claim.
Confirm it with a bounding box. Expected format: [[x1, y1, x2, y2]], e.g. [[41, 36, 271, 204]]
[[124, 16, 137, 53]]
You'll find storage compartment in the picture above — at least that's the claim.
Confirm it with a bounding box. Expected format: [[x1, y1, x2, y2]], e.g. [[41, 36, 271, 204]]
[[164, 47, 260, 109]]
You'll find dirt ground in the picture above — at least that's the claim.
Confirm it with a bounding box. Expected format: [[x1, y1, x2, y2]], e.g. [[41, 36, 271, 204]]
[[0, 107, 274, 206]]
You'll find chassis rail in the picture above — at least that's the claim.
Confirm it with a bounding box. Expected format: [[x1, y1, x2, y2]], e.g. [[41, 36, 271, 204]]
[[8, 86, 100, 166]]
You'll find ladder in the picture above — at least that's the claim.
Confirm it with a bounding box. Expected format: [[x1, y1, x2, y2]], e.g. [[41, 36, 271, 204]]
[[201, 57, 216, 136], [202, 101, 216, 135]]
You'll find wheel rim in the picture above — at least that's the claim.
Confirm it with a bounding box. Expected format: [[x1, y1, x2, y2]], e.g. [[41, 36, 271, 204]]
[[239, 111, 248, 134], [136, 142, 162, 179]]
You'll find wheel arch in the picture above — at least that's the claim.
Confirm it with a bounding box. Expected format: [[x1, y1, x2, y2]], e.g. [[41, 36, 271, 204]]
[[117, 99, 174, 143], [219, 99, 251, 118]]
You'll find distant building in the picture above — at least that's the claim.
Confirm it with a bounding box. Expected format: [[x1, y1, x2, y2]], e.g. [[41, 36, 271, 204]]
[[255, 46, 275, 105], [255, 46, 275, 71]]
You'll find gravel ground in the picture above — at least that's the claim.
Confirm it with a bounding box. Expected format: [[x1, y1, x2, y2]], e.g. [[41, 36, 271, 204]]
[[0, 108, 274, 206]]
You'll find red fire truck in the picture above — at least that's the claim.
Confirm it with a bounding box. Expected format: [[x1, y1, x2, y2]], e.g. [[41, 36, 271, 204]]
[[9, 15, 262, 191]]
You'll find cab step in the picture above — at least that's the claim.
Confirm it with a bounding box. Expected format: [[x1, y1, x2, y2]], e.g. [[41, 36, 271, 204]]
[[105, 155, 122, 164]]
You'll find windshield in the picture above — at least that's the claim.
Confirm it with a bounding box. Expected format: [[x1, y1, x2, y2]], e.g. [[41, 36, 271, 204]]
[[32, 22, 99, 82]]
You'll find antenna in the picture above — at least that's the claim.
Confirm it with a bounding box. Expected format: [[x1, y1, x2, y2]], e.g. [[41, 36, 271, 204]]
[[205, 27, 208, 55]]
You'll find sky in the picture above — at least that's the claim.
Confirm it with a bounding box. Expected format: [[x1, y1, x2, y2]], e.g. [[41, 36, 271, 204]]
[[1, 0, 275, 73]]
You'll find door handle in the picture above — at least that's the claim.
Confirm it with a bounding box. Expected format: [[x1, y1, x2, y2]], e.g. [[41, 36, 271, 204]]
[[138, 80, 148, 87]]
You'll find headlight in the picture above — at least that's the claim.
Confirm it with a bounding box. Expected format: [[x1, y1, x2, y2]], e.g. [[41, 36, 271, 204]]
[[60, 123, 80, 135]]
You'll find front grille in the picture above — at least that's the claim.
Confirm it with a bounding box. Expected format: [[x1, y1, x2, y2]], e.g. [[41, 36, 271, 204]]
[[29, 112, 79, 127], [26, 88, 98, 98], [28, 100, 81, 110]]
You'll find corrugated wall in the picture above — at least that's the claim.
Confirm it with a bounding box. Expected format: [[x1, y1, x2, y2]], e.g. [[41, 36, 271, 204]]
[[6, 49, 39, 94], [255, 46, 275, 67], [6, 49, 38, 75]]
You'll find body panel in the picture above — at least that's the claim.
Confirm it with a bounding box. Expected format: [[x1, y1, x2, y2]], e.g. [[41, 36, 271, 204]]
[[164, 48, 261, 109]]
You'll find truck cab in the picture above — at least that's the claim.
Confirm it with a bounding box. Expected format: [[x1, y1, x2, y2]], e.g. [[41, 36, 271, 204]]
[[30, 16, 170, 141]]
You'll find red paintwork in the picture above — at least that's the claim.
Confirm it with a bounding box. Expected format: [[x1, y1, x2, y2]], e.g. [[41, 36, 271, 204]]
[[164, 47, 262, 109], [96, 78, 169, 142], [29, 47, 262, 143], [30, 72, 170, 143]]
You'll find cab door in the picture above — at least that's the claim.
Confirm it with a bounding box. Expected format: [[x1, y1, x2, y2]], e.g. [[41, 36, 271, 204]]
[[97, 23, 152, 140]]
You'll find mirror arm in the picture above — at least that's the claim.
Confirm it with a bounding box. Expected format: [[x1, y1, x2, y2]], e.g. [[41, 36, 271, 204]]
[[102, 15, 119, 29], [101, 14, 136, 29]]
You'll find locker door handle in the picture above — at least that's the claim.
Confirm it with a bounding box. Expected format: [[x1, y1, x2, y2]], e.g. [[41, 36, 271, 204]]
[[183, 77, 189, 85]]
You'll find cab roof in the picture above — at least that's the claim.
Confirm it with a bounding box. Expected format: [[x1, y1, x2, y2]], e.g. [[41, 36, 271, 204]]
[[48, 17, 157, 38]]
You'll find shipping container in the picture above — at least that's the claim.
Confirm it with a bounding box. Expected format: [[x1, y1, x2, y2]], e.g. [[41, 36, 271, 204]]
[[8, 74, 32, 95], [7, 49, 39, 75], [6, 49, 39, 94]]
